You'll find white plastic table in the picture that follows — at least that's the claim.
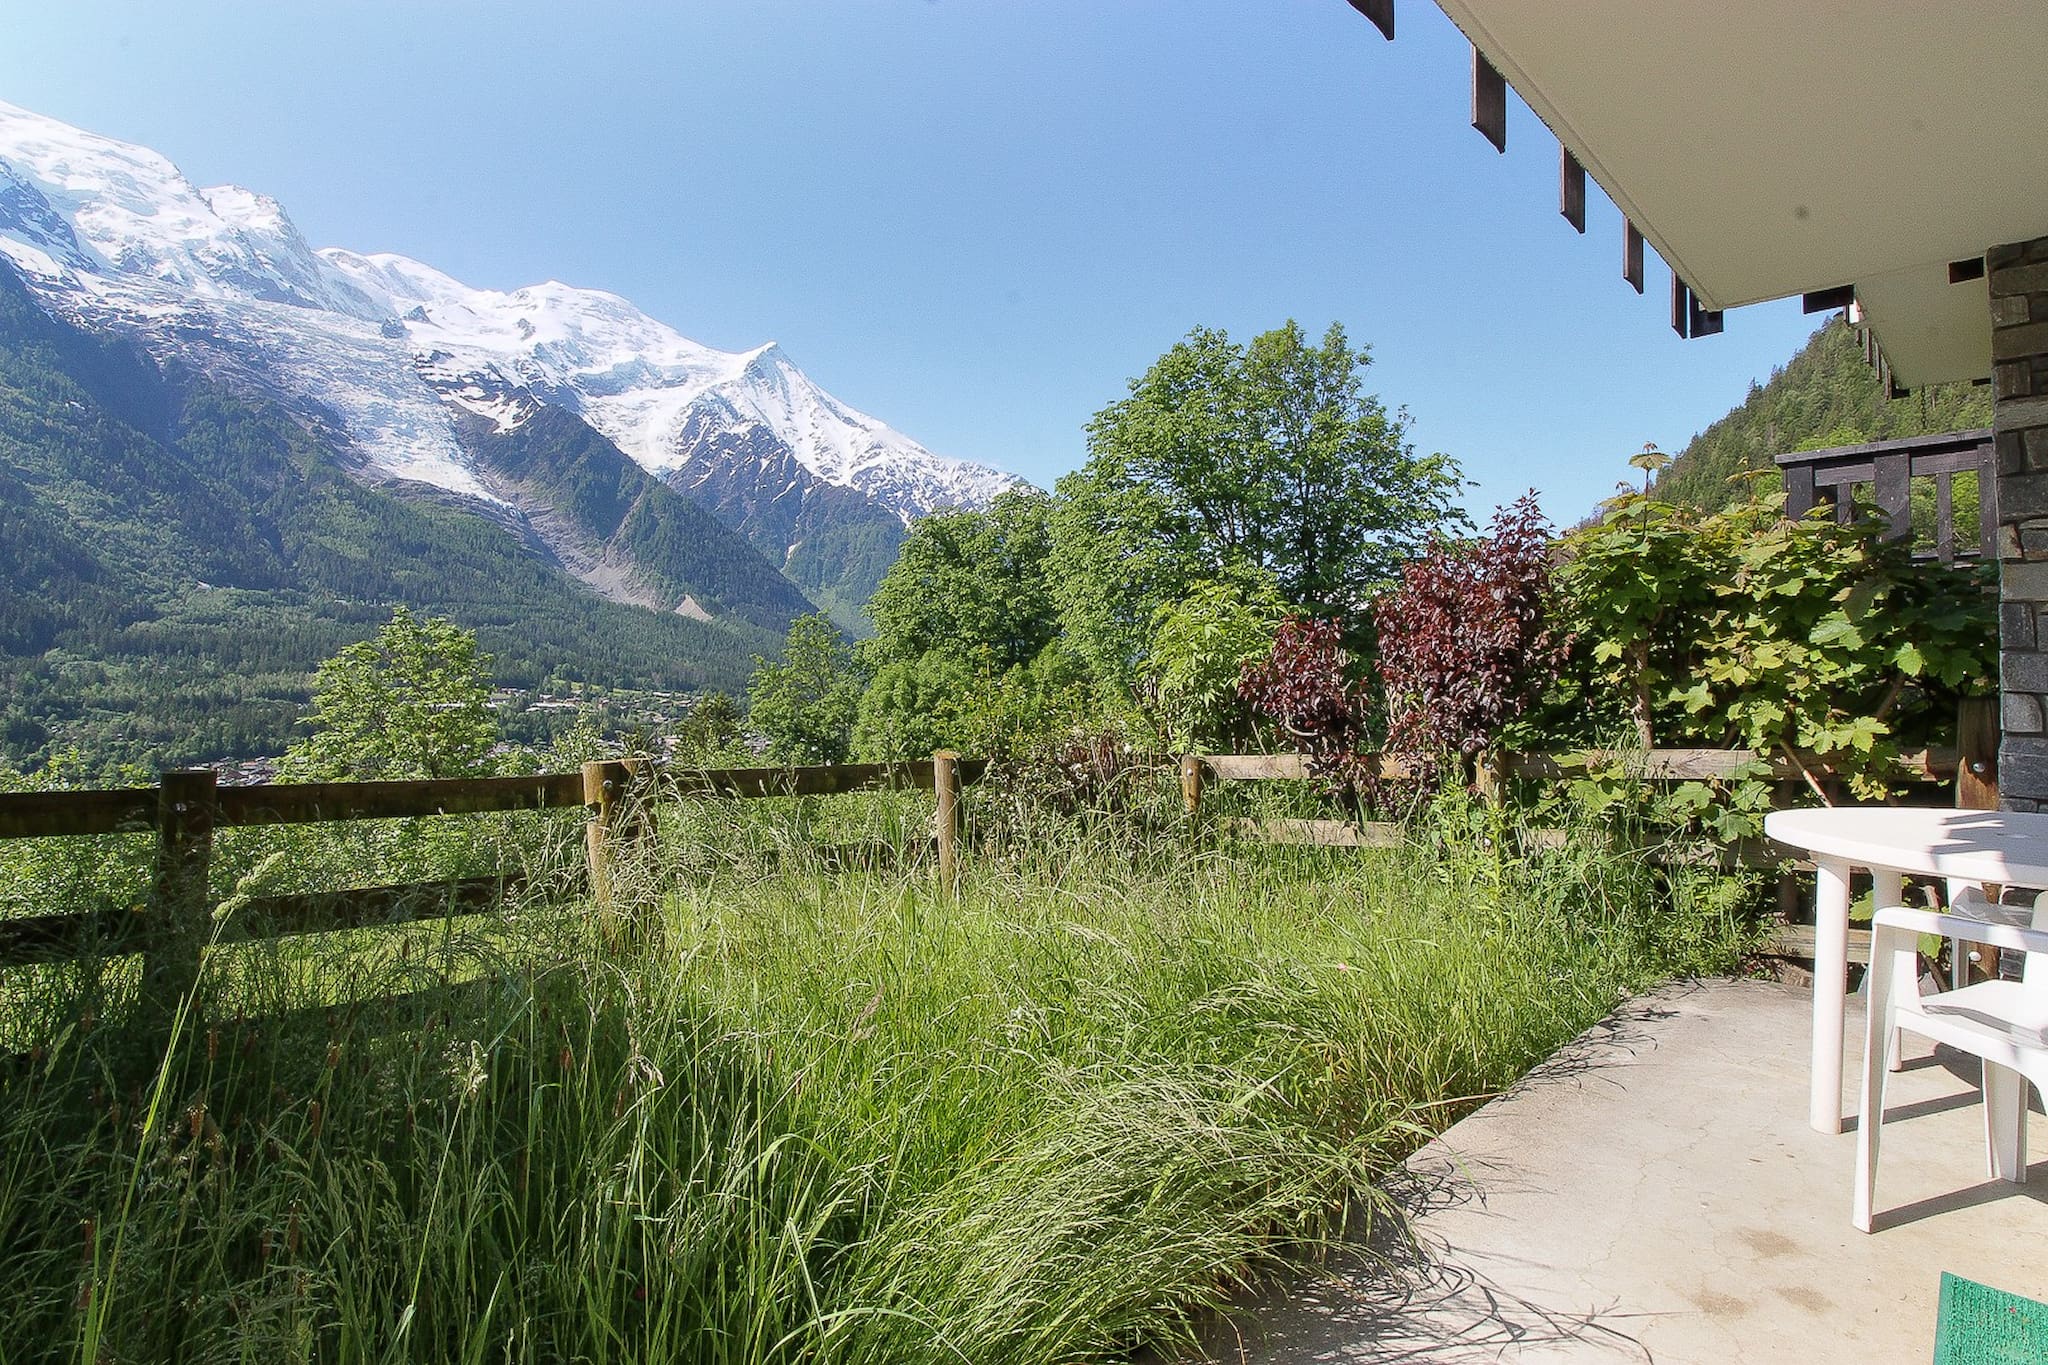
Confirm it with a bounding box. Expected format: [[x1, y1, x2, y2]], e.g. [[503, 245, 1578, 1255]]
[[1764, 806, 2048, 1134]]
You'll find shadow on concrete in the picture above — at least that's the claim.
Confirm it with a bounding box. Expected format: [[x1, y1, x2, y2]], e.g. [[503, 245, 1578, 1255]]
[[1866, 1160, 2048, 1233], [1196, 1164, 1663, 1364], [1183, 998, 1686, 1363]]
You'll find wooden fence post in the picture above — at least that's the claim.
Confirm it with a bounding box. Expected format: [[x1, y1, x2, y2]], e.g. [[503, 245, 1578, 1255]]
[[619, 756, 658, 855], [1474, 751, 1504, 807], [1956, 696, 1999, 811], [933, 750, 960, 894], [1775, 778, 1804, 928], [1179, 755, 1206, 820], [1954, 696, 2003, 980], [583, 759, 630, 910], [146, 768, 217, 1015]]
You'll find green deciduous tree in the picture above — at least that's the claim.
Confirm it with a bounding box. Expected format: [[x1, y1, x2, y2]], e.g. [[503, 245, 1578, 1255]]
[[1051, 320, 1465, 690], [675, 692, 744, 759], [747, 614, 863, 765], [1143, 574, 1287, 751], [853, 489, 1096, 759], [854, 651, 980, 762], [863, 488, 1061, 674], [282, 607, 499, 781]]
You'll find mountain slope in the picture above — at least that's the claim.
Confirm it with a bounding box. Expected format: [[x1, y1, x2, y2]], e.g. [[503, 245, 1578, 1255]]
[[319, 250, 1014, 521], [0, 100, 1016, 632], [1654, 319, 1994, 512], [0, 260, 783, 771], [451, 404, 814, 630]]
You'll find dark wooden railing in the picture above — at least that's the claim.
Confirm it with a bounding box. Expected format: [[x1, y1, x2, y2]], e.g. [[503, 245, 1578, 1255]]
[[1776, 429, 1995, 562]]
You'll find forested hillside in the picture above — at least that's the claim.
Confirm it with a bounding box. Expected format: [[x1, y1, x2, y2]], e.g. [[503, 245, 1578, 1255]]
[[1653, 319, 1993, 512], [0, 264, 786, 772]]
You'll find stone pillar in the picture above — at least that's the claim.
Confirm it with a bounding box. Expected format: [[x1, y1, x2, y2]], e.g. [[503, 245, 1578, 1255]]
[[1991, 234, 2048, 810]]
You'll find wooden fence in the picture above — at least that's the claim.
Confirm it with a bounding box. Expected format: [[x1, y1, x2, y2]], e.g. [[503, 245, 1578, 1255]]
[[1179, 742, 1982, 851], [1183, 717, 1996, 965], [0, 714, 1998, 996], [0, 754, 984, 1007], [1777, 428, 1996, 563]]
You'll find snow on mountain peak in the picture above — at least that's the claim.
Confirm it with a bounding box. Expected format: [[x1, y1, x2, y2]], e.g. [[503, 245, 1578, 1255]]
[[321, 248, 1016, 518], [0, 101, 379, 319], [0, 101, 1015, 528]]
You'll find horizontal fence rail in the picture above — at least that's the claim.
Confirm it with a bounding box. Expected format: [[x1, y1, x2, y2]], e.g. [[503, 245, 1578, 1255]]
[[0, 761, 995, 840], [1185, 747, 1961, 787]]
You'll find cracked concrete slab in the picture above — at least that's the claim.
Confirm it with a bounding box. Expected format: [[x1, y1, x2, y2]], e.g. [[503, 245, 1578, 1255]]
[[1207, 979, 2048, 1363]]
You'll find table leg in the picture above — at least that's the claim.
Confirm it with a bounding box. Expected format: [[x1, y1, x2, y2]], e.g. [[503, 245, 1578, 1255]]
[[1811, 856, 1852, 1134]]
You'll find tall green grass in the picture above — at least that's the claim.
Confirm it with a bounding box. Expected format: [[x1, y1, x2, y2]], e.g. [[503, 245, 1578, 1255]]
[[0, 783, 1753, 1363]]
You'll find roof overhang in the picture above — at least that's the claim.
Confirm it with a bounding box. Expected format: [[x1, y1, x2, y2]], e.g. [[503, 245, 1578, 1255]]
[[1429, 0, 2048, 386]]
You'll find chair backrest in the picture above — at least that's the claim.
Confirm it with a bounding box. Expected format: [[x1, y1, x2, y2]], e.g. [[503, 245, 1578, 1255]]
[[1944, 884, 2044, 987], [1994, 887, 2046, 988], [2028, 894, 2045, 988]]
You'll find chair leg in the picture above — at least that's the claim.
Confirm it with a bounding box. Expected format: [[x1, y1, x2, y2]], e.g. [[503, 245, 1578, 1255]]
[[1984, 1062, 2028, 1184], [1874, 870, 1907, 1073], [1854, 932, 1906, 1232]]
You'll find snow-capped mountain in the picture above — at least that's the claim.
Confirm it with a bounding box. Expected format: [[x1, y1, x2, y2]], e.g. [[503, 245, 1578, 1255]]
[[0, 99, 1014, 620], [318, 250, 1013, 526]]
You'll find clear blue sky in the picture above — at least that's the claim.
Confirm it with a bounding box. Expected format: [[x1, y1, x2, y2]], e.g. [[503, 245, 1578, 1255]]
[[0, 0, 1825, 524]]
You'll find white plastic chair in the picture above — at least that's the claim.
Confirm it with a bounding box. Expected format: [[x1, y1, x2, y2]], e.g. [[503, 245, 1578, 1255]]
[[1853, 901, 2047, 1232]]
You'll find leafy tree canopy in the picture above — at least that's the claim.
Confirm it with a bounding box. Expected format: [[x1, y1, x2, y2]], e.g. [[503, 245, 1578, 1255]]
[[747, 614, 863, 765], [1051, 320, 1465, 687], [1143, 574, 1288, 752], [863, 488, 1060, 675], [281, 607, 499, 781]]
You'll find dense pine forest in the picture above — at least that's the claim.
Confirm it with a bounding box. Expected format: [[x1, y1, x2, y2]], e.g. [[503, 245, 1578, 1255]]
[[1652, 318, 1993, 512]]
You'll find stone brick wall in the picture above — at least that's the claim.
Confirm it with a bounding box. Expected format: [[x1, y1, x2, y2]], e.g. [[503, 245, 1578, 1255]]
[[1991, 234, 2048, 811]]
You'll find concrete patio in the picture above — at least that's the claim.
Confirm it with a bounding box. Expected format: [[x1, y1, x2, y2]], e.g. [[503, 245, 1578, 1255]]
[[1212, 979, 2048, 1363]]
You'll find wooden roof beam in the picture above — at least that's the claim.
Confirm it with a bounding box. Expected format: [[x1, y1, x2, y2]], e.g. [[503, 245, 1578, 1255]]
[[1690, 290, 1724, 337], [1803, 285, 1856, 314], [1471, 47, 1506, 152], [1345, 0, 1394, 40], [1560, 146, 1586, 233]]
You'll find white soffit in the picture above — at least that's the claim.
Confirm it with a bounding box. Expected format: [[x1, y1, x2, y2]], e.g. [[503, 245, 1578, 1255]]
[[1856, 269, 1991, 388], [1433, 0, 2048, 382]]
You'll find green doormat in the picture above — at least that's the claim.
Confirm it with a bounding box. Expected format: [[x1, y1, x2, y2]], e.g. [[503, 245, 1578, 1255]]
[[1935, 1272, 2048, 1364]]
